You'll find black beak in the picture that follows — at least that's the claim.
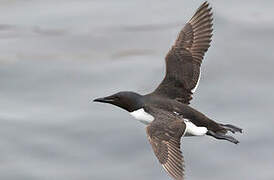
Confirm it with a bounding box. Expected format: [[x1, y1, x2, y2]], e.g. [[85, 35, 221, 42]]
[[93, 96, 115, 103]]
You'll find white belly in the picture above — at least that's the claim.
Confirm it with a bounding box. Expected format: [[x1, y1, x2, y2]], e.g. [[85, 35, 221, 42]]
[[184, 119, 208, 136], [130, 108, 154, 125]]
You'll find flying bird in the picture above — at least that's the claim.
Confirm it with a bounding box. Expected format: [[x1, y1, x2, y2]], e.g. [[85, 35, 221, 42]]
[[94, 2, 242, 180]]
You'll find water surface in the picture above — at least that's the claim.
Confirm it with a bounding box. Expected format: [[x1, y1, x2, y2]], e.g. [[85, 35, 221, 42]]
[[0, 0, 273, 179]]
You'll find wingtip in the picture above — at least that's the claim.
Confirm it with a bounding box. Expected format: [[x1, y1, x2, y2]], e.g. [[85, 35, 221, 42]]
[[203, 1, 210, 6], [190, 1, 213, 24], [201, 1, 210, 9]]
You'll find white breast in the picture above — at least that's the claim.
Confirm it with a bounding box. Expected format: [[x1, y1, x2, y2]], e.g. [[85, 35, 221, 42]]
[[184, 119, 208, 136], [130, 108, 154, 125]]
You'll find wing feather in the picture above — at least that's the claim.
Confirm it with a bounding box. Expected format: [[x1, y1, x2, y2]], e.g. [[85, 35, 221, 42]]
[[153, 1, 213, 104], [146, 115, 186, 180]]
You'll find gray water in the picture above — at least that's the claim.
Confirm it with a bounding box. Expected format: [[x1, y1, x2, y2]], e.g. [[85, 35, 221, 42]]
[[0, 0, 274, 180]]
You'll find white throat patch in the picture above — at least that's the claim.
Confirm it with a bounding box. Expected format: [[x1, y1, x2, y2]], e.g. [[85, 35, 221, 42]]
[[130, 108, 154, 125]]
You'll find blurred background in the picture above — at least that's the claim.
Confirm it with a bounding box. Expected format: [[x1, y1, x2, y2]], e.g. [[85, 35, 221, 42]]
[[0, 0, 273, 179]]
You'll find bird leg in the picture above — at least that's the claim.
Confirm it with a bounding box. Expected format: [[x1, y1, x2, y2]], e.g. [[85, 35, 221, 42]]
[[206, 130, 239, 144], [219, 124, 243, 134]]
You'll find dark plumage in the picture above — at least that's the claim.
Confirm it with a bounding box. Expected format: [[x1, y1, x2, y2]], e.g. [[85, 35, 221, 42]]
[[94, 2, 242, 180], [154, 1, 213, 104], [146, 108, 186, 179]]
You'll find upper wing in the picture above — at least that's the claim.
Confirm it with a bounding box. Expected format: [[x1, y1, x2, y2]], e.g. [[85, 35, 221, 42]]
[[146, 111, 186, 180], [153, 2, 213, 104]]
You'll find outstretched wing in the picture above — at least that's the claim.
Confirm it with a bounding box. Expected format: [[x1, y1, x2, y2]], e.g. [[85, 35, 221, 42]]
[[153, 2, 213, 104], [146, 111, 186, 180]]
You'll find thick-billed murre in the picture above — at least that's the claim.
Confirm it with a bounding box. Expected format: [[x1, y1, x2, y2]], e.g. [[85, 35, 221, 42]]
[[94, 2, 242, 180]]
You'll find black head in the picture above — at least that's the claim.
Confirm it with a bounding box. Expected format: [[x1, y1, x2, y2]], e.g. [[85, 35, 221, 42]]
[[93, 91, 144, 112]]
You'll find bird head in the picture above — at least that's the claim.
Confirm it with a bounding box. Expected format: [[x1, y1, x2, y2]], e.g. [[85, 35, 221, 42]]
[[93, 91, 144, 112]]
